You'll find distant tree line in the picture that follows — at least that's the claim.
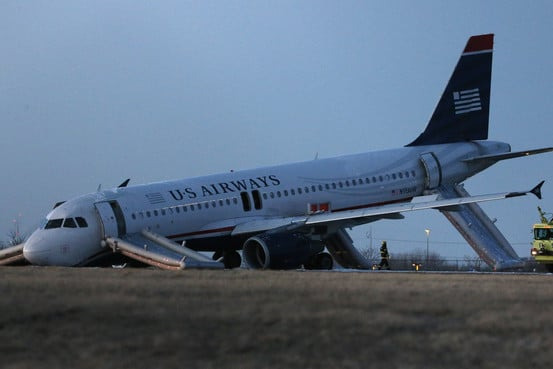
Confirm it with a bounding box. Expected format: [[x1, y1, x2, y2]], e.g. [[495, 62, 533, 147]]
[[0, 229, 26, 250], [360, 245, 492, 271]]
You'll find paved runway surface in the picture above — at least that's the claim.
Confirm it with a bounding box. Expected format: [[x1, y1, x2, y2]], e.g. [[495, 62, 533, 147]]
[[1, 267, 552, 368]]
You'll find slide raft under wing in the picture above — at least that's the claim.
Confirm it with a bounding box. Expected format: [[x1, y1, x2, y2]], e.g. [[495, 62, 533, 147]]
[[438, 184, 524, 270]]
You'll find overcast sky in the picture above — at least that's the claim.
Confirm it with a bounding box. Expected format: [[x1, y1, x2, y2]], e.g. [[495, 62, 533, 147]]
[[2, 1, 553, 259]]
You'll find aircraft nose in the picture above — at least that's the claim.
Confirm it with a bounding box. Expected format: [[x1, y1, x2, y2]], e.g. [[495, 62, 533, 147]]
[[23, 232, 51, 265]]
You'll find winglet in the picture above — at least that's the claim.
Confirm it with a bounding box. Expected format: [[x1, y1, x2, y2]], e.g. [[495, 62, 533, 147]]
[[506, 181, 544, 200], [530, 180, 545, 200]]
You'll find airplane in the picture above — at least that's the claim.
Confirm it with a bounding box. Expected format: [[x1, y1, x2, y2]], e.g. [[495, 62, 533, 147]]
[[4, 33, 553, 271]]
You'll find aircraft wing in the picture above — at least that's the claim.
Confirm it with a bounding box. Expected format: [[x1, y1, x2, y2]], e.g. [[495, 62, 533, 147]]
[[231, 181, 544, 236]]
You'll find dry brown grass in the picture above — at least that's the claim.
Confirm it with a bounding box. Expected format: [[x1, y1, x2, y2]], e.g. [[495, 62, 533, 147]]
[[1, 267, 552, 368]]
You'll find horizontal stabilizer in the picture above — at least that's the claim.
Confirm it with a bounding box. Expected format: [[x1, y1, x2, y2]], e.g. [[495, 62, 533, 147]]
[[463, 147, 553, 164]]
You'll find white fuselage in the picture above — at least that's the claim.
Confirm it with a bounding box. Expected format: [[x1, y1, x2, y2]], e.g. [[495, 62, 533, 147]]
[[22, 140, 510, 266]]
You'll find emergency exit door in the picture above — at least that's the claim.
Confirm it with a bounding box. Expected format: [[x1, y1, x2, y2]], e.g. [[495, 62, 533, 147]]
[[419, 152, 442, 189], [94, 201, 127, 238]]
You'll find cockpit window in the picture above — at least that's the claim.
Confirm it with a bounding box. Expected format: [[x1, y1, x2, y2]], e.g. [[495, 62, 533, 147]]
[[45, 219, 63, 229], [63, 218, 77, 228], [76, 217, 88, 228]]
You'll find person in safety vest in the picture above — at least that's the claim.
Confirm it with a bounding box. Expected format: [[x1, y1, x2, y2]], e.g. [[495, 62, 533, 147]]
[[378, 240, 390, 270]]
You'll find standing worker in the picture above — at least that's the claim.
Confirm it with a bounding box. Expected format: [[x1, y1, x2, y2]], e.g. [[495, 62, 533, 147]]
[[378, 241, 390, 270]]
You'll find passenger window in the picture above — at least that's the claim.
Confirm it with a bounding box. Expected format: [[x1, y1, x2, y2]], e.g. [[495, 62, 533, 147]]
[[45, 219, 63, 229], [76, 217, 88, 228], [63, 218, 77, 228]]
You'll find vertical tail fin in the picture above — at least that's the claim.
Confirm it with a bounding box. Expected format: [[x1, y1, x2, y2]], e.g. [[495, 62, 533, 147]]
[[407, 34, 494, 146]]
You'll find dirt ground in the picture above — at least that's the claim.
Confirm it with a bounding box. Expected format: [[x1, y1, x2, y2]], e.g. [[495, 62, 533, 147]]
[[1, 267, 552, 369]]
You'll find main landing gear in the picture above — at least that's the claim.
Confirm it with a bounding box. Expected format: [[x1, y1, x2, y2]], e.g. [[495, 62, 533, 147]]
[[304, 252, 334, 270]]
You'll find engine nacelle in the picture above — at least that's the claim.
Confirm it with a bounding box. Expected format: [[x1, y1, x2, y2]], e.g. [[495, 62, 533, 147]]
[[243, 232, 323, 269]]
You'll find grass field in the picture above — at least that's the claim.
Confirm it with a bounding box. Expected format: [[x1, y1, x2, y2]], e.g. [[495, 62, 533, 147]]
[[1, 267, 552, 368]]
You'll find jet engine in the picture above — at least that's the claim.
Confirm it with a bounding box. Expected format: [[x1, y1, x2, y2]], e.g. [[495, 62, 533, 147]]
[[243, 232, 324, 269]]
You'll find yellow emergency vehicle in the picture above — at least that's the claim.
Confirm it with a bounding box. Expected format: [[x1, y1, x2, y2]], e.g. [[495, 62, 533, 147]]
[[531, 207, 553, 272]]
